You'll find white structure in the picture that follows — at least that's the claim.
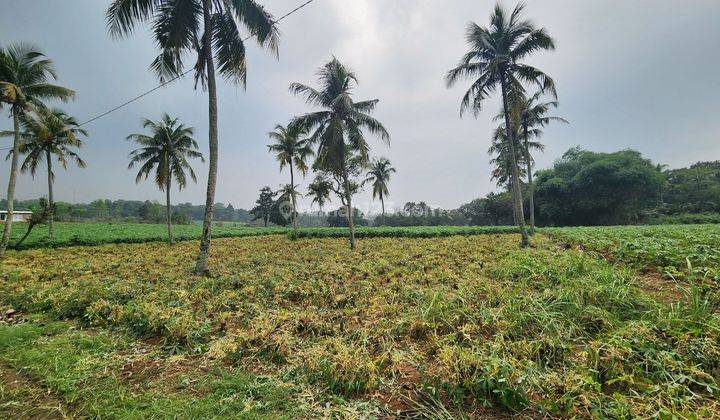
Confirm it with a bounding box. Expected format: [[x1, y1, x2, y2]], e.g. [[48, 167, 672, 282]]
[[0, 210, 33, 222]]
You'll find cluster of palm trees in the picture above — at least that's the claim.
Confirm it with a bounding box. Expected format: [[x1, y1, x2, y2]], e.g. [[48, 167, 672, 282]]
[[0, 44, 81, 258], [446, 3, 564, 247], [1, 1, 563, 268], [266, 58, 395, 243]]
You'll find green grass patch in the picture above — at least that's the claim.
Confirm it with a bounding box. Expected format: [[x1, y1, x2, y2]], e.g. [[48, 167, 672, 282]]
[[0, 320, 366, 418], [546, 224, 720, 282]]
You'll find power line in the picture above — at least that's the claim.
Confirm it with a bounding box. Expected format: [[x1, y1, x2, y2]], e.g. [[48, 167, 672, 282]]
[[0, 0, 317, 151]]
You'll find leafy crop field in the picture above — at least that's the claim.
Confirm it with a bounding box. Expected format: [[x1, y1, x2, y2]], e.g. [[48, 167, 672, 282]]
[[1, 230, 719, 418], [6, 222, 288, 249], [6, 222, 518, 250], [548, 224, 720, 283]]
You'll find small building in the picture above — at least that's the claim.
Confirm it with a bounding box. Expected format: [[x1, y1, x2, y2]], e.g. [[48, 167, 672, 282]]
[[0, 210, 33, 222]]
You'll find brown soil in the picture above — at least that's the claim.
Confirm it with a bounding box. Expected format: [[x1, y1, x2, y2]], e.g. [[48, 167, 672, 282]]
[[633, 270, 689, 304]]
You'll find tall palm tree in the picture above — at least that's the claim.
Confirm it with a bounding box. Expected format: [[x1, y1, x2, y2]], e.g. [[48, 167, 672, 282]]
[[363, 157, 395, 226], [290, 57, 390, 249], [10, 108, 88, 238], [0, 43, 75, 259], [107, 0, 279, 274], [511, 91, 567, 233], [127, 114, 204, 244], [307, 175, 332, 219], [446, 3, 556, 247], [267, 123, 313, 231]]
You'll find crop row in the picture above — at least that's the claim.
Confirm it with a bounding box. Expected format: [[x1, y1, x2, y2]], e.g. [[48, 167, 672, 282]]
[[7, 222, 520, 250], [546, 224, 720, 282]]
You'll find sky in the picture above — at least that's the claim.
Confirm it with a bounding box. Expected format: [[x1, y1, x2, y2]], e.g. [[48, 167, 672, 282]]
[[1, 0, 719, 213]]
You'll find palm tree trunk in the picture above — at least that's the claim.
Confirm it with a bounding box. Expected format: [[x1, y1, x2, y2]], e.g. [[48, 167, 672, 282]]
[[341, 166, 356, 250], [380, 192, 386, 226], [0, 106, 22, 260], [523, 126, 535, 235], [46, 150, 54, 238], [166, 162, 173, 245], [195, 0, 219, 275], [14, 222, 35, 249], [289, 161, 298, 231], [500, 73, 530, 247]]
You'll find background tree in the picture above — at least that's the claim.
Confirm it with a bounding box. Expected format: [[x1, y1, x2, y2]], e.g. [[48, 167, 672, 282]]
[[307, 175, 332, 219], [663, 162, 720, 214], [107, 0, 280, 273], [510, 91, 567, 233], [0, 43, 75, 259], [267, 123, 313, 231], [534, 148, 664, 225], [7, 108, 87, 238], [363, 157, 395, 226], [488, 123, 528, 225], [250, 186, 276, 227], [446, 3, 556, 247], [291, 57, 390, 249], [274, 183, 298, 226], [127, 114, 203, 244]]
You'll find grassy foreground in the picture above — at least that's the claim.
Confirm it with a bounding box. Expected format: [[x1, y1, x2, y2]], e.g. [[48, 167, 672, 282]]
[[2, 232, 719, 417]]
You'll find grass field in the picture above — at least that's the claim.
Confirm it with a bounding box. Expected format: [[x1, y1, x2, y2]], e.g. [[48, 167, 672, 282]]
[[1, 226, 719, 418]]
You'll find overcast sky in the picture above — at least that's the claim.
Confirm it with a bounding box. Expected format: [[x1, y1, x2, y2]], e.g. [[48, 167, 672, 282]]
[[2, 0, 719, 212]]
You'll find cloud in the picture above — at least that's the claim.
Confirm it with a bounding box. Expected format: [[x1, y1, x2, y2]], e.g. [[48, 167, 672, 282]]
[[1, 0, 719, 211]]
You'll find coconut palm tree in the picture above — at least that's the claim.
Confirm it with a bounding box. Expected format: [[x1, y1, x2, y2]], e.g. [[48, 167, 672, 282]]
[[127, 114, 204, 244], [267, 123, 313, 231], [107, 0, 279, 274], [307, 175, 332, 219], [9, 108, 87, 238], [511, 91, 567, 233], [290, 57, 390, 249], [363, 157, 395, 226], [0, 43, 75, 259], [489, 121, 542, 226], [445, 3, 556, 247]]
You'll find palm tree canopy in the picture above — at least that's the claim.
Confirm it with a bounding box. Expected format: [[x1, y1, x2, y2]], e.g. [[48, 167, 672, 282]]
[[290, 57, 390, 173], [106, 0, 280, 87], [495, 90, 568, 132], [488, 123, 544, 187], [267, 123, 314, 174], [307, 175, 332, 209], [445, 3, 556, 116], [127, 113, 204, 190], [0, 43, 75, 111], [363, 157, 396, 200], [5, 108, 88, 179]]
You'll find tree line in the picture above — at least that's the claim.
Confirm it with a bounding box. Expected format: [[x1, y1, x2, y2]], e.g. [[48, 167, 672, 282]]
[[0, 198, 252, 224], [3, 2, 717, 268]]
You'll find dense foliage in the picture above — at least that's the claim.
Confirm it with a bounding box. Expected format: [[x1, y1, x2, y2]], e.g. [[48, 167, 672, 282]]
[[661, 161, 720, 214], [1, 198, 252, 223], [534, 148, 664, 225], [1, 233, 718, 417]]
